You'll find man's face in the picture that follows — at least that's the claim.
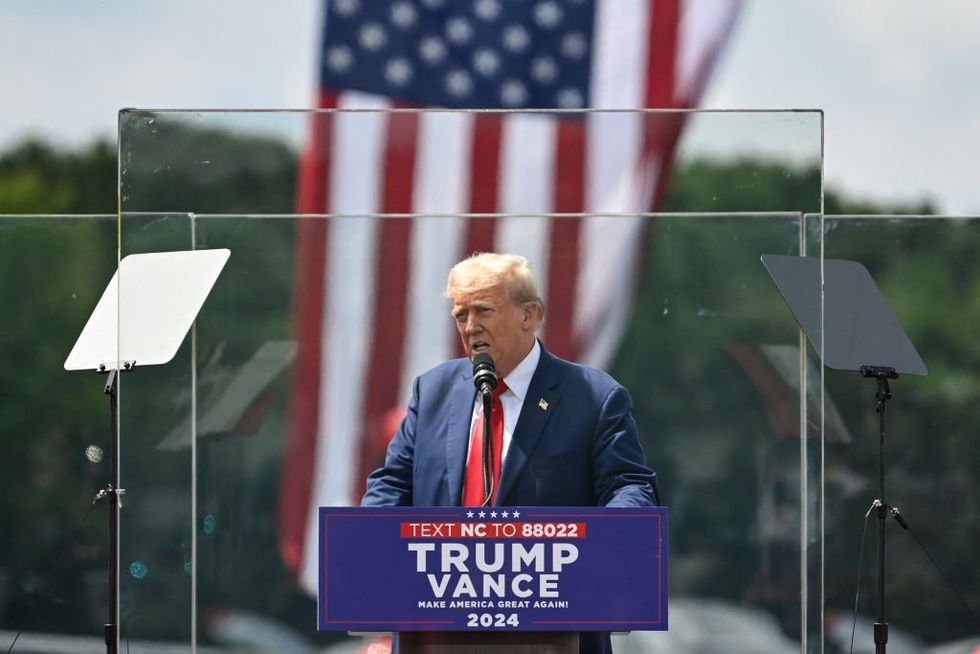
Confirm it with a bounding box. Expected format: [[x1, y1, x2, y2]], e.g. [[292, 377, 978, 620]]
[[451, 283, 535, 379]]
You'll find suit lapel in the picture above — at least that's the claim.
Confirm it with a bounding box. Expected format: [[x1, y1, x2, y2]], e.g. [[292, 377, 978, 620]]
[[495, 347, 562, 505], [446, 369, 476, 506]]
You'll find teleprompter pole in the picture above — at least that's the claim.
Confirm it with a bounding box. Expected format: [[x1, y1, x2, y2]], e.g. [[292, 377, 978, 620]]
[[63, 249, 231, 652], [95, 363, 132, 654], [761, 254, 929, 654], [862, 365, 896, 654]]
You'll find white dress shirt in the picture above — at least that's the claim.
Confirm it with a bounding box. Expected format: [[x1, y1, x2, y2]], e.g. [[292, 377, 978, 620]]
[[465, 339, 541, 465]]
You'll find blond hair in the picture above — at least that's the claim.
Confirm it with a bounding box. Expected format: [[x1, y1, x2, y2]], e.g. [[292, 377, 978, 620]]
[[445, 252, 545, 316]]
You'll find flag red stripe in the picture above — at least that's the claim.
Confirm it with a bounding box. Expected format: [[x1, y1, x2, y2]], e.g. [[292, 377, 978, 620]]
[[637, 1, 683, 296], [280, 92, 337, 573], [466, 114, 503, 221], [646, 0, 680, 109], [464, 113, 503, 253], [646, 0, 683, 212], [545, 121, 586, 360], [355, 110, 420, 498], [465, 113, 502, 258], [641, 0, 682, 173]]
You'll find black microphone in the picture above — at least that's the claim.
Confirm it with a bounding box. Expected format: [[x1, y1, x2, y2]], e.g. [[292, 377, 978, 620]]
[[472, 353, 498, 396], [472, 352, 498, 505]]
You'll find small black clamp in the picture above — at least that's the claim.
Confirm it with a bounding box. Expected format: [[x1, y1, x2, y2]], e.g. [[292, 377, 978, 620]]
[[93, 484, 127, 508]]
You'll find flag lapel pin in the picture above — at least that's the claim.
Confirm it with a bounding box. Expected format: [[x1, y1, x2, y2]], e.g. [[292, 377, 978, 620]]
[[538, 398, 549, 411]]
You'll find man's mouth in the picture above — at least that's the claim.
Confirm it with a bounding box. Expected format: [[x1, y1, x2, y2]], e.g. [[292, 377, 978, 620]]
[[471, 341, 491, 353]]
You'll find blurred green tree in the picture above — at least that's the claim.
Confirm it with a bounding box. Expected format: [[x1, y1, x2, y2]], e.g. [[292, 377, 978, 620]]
[[2, 130, 972, 650]]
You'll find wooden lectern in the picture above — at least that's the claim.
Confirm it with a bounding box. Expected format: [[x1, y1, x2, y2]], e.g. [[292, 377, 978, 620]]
[[399, 631, 579, 653]]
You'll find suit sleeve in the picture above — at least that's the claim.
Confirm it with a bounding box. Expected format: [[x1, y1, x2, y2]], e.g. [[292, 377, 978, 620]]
[[360, 376, 419, 507], [591, 383, 660, 507]]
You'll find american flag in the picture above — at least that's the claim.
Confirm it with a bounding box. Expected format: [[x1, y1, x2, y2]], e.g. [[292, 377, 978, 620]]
[[280, 0, 741, 594]]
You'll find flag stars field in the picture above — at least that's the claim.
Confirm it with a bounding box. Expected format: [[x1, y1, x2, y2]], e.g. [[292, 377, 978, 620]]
[[358, 23, 387, 51], [390, 2, 418, 29], [473, 49, 501, 77], [334, 0, 359, 18], [326, 46, 353, 73], [502, 25, 530, 52], [475, 0, 502, 22], [534, 1, 564, 29], [446, 17, 474, 44], [419, 36, 447, 64], [385, 58, 413, 86]]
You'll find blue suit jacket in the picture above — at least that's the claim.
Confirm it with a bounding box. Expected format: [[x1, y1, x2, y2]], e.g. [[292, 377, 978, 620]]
[[362, 346, 658, 653], [362, 344, 659, 508]]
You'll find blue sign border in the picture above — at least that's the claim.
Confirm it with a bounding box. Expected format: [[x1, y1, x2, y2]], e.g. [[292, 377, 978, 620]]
[[318, 506, 668, 632]]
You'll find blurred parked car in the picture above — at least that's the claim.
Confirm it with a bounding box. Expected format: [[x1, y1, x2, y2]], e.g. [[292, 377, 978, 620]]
[[928, 636, 980, 654], [618, 596, 798, 654], [825, 610, 926, 654]]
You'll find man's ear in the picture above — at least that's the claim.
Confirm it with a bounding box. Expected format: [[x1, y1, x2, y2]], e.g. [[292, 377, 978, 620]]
[[522, 303, 538, 331]]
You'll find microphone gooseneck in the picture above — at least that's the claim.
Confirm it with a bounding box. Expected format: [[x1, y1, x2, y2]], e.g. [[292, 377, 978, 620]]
[[472, 352, 498, 396], [471, 353, 498, 506]]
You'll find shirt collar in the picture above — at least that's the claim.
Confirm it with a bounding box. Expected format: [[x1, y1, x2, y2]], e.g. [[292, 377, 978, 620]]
[[502, 339, 540, 403]]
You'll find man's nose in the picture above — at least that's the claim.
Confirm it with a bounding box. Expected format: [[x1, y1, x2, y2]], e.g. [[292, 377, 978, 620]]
[[464, 316, 482, 333]]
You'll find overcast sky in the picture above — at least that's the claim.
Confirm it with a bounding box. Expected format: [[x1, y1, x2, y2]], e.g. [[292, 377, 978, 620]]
[[2, 0, 978, 213]]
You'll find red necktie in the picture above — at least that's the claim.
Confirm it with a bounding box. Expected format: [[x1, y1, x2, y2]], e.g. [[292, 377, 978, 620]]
[[462, 381, 508, 506]]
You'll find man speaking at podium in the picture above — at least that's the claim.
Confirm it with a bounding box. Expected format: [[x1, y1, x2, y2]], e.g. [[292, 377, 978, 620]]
[[362, 252, 659, 652]]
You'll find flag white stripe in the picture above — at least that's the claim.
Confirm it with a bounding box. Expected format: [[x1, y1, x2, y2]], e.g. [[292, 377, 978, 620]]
[[575, 0, 650, 366], [576, 212, 651, 368], [402, 112, 472, 401], [333, 92, 391, 215], [414, 112, 473, 216], [676, 0, 741, 105], [497, 114, 556, 308], [496, 214, 551, 314], [498, 114, 557, 217], [301, 217, 381, 591], [591, 0, 650, 110], [300, 97, 388, 592], [402, 215, 467, 405]]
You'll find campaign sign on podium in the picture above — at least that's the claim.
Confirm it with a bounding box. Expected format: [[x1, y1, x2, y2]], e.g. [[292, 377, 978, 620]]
[[318, 506, 668, 632]]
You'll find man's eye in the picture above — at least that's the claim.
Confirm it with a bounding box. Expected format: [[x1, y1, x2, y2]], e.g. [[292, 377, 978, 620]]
[[480, 308, 493, 316]]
